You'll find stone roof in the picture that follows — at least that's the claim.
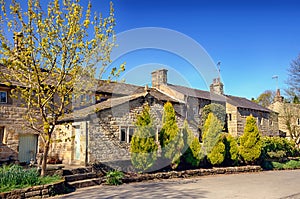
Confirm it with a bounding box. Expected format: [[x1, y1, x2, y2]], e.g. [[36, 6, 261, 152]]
[[59, 88, 180, 122], [167, 84, 271, 113], [97, 80, 144, 96], [167, 84, 212, 100], [225, 95, 271, 112]]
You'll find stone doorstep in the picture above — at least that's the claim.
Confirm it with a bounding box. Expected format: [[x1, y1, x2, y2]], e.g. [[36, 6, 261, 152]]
[[64, 173, 98, 182], [62, 166, 93, 176], [68, 178, 104, 189]]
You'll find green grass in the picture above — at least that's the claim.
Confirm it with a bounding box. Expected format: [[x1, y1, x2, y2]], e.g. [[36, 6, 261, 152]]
[[0, 165, 62, 193]]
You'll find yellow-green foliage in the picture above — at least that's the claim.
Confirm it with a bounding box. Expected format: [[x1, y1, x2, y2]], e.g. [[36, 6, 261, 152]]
[[239, 115, 262, 163], [207, 136, 226, 165], [130, 105, 158, 172], [224, 134, 239, 165], [0, 0, 123, 176], [262, 136, 297, 159], [202, 113, 224, 156], [182, 120, 201, 167], [159, 102, 183, 168]]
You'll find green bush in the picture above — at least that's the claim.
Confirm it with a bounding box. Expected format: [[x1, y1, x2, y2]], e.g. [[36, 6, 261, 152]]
[[200, 103, 226, 130], [202, 113, 224, 157], [262, 137, 297, 160], [207, 136, 226, 166], [182, 121, 201, 167], [105, 170, 124, 186], [0, 165, 61, 193], [239, 115, 262, 164], [159, 102, 183, 169], [272, 160, 300, 170], [223, 134, 239, 166], [130, 105, 158, 172]]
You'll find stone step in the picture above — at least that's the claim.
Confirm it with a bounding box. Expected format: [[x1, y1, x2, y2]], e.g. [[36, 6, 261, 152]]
[[68, 178, 104, 189], [64, 172, 98, 182], [62, 167, 93, 176]]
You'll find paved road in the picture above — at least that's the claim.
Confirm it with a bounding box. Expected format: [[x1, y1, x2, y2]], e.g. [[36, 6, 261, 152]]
[[55, 170, 300, 199]]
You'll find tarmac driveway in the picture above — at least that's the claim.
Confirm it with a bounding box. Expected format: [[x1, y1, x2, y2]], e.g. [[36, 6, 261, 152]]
[[55, 170, 300, 199]]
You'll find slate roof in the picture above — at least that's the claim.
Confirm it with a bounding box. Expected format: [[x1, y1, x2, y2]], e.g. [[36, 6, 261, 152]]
[[168, 84, 271, 113], [225, 95, 271, 112], [59, 88, 180, 122], [97, 80, 144, 96]]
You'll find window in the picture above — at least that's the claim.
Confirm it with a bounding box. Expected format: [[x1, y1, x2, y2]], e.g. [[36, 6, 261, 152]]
[[228, 114, 232, 121], [0, 127, 5, 144], [297, 118, 300, 126], [120, 127, 126, 142], [128, 127, 134, 143], [0, 91, 7, 103], [260, 118, 264, 126]]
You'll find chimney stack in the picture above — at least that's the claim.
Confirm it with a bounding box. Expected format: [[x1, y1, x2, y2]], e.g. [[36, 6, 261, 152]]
[[151, 69, 168, 88], [210, 78, 224, 95], [274, 89, 284, 103]]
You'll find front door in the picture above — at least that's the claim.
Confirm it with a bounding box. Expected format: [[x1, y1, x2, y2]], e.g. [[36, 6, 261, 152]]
[[18, 134, 38, 163], [74, 126, 81, 161]]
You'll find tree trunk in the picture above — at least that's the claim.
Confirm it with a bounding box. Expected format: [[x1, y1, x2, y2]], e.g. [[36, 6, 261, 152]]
[[40, 141, 50, 177]]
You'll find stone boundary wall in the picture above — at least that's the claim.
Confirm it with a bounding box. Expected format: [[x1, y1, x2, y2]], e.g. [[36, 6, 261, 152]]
[[122, 166, 262, 183], [0, 180, 67, 199]]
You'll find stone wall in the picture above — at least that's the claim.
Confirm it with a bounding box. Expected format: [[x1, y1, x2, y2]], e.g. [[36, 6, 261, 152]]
[[87, 97, 197, 165], [0, 180, 67, 199], [0, 101, 37, 163]]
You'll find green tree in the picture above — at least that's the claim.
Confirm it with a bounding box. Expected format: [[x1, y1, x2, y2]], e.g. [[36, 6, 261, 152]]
[[199, 103, 226, 131], [0, 0, 124, 176], [159, 102, 183, 169], [239, 115, 262, 163], [182, 120, 201, 167], [253, 90, 275, 107], [202, 113, 224, 157], [130, 105, 158, 172]]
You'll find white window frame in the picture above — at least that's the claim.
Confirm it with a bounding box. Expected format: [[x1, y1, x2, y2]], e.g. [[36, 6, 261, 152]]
[[0, 91, 7, 103]]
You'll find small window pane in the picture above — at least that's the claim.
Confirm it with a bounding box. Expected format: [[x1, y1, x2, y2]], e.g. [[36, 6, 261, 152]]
[[120, 128, 126, 142], [0, 91, 7, 103], [129, 128, 134, 143]]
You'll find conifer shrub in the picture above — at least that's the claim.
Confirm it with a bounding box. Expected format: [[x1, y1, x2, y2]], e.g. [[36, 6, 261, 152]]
[[182, 120, 201, 167], [159, 102, 183, 169], [239, 115, 262, 164], [207, 135, 226, 166], [223, 134, 239, 166], [202, 113, 224, 157], [130, 105, 158, 172]]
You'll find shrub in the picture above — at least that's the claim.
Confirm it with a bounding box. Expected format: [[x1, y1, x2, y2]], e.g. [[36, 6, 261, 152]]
[[130, 105, 158, 172], [182, 121, 201, 167], [202, 113, 224, 157], [105, 170, 124, 186], [223, 134, 239, 166], [272, 160, 300, 170], [262, 136, 297, 160], [159, 102, 183, 169], [239, 115, 262, 164], [207, 136, 225, 166]]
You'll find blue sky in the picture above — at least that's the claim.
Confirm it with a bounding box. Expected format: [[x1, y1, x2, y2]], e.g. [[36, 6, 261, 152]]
[[92, 0, 300, 100], [3, 0, 299, 99]]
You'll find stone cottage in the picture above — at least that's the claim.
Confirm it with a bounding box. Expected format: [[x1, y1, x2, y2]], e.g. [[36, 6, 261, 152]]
[[0, 64, 39, 164], [269, 89, 300, 144], [50, 69, 279, 166]]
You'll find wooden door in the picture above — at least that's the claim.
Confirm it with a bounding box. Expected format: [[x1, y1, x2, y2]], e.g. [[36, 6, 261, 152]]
[[18, 134, 38, 163]]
